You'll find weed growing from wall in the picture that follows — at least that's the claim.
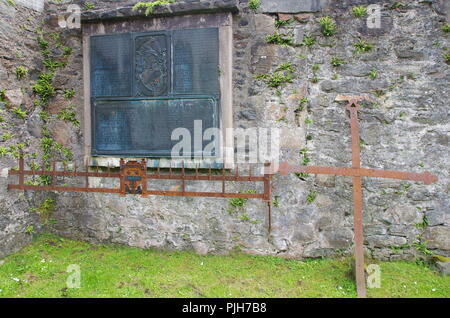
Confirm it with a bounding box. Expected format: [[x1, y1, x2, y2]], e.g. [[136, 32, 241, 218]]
[[132, 1, 176, 16]]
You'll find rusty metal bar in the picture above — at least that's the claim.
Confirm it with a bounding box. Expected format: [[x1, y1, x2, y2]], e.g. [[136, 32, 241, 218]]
[[9, 170, 120, 178], [347, 103, 366, 299], [8, 184, 120, 194], [18, 157, 24, 187], [278, 164, 438, 185]]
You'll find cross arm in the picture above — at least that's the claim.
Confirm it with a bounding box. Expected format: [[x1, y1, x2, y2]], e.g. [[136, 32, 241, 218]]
[[279, 162, 438, 185]]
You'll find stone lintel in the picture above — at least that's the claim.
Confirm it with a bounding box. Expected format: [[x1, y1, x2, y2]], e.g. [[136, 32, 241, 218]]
[[260, 0, 328, 13], [79, 0, 239, 23]]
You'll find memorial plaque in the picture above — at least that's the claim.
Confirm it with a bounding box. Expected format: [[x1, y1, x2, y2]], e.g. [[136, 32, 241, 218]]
[[92, 98, 218, 157], [173, 28, 219, 95], [90, 28, 221, 157], [90, 34, 132, 97]]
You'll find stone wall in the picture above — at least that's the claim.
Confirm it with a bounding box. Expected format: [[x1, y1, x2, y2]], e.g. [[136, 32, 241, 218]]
[[0, 0, 449, 261], [0, 0, 46, 258]]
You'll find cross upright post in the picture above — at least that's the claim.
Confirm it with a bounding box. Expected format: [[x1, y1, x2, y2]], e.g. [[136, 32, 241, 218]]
[[279, 95, 438, 298]]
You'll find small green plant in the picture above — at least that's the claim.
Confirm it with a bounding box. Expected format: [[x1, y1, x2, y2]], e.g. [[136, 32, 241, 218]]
[[39, 110, 49, 121], [256, 63, 295, 88], [312, 64, 320, 73], [444, 52, 450, 65], [306, 190, 317, 204], [24, 225, 34, 235], [43, 59, 65, 71], [319, 16, 336, 36], [390, 2, 404, 10], [352, 6, 367, 18], [248, 0, 260, 12], [84, 2, 95, 10], [15, 66, 28, 79], [389, 244, 410, 253], [275, 18, 294, 28], [11, 107, 27, 119], [229, 190, 257, 208], [311, 76, 320, 83], [295, 148, 310, 179], [277, 62, 295, 73], [369, 69, 378, 80], [63, 89, 76, 100], [443, 24, 450, 33], [41, 49, 50, 57], [63, 46, 73, 56], [32, 72, 55, 105], [330, 57, 345, 67], [413, 240, 433, 256], [0, 146, 8, 157], [353, 39, 373, 54], [240, 214, 251, 222], [30, 198, 55, 223], [57, 107, 79, 127], [266, 33, 294, 46], [29, 161, 40, 171], [132, 1, 176, 16], [302, 35, 316, 47], [2, 132, 13, 142], [304, 118, 313, 124], [415, 215, 429, 230], [6, 0, 16, 7], [37, 35, 49, 50], [272, 198, 279, 208], [296, 97, 308, 112]]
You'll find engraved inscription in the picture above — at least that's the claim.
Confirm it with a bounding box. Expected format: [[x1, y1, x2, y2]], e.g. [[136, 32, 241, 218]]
[[93, 99, 218, 156]]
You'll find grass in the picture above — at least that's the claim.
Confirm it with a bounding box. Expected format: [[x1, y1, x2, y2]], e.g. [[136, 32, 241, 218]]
[[0, 235, 448, 298]]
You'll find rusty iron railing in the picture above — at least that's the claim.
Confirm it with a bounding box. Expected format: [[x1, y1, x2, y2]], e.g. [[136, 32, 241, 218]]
[[8, 159, 274, 231]]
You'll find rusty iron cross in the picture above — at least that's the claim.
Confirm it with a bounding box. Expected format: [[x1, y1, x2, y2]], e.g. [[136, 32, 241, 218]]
[[279, 95, 438, 298]]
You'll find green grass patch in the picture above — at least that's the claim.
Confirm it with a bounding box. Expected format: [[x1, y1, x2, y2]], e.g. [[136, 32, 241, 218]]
[[0, 234, 448, 298]]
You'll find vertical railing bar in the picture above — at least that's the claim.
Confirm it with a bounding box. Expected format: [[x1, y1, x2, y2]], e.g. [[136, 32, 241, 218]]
[[18, 155, 24, 188], [222, 166, 225, 193], [182, 161, 185, 193], [85, 162, 89, 188], [51, 161, 56, 186]]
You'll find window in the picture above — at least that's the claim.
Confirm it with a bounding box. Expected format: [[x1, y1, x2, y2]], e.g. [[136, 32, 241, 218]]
[[90, 27, 221, 158]]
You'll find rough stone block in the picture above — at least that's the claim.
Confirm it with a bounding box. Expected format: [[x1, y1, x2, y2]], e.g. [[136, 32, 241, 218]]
[[4, 89, 24, 108], [260, 0, 328, 13], [435, 261, 450, 276], [424, 227, 450, 250]]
